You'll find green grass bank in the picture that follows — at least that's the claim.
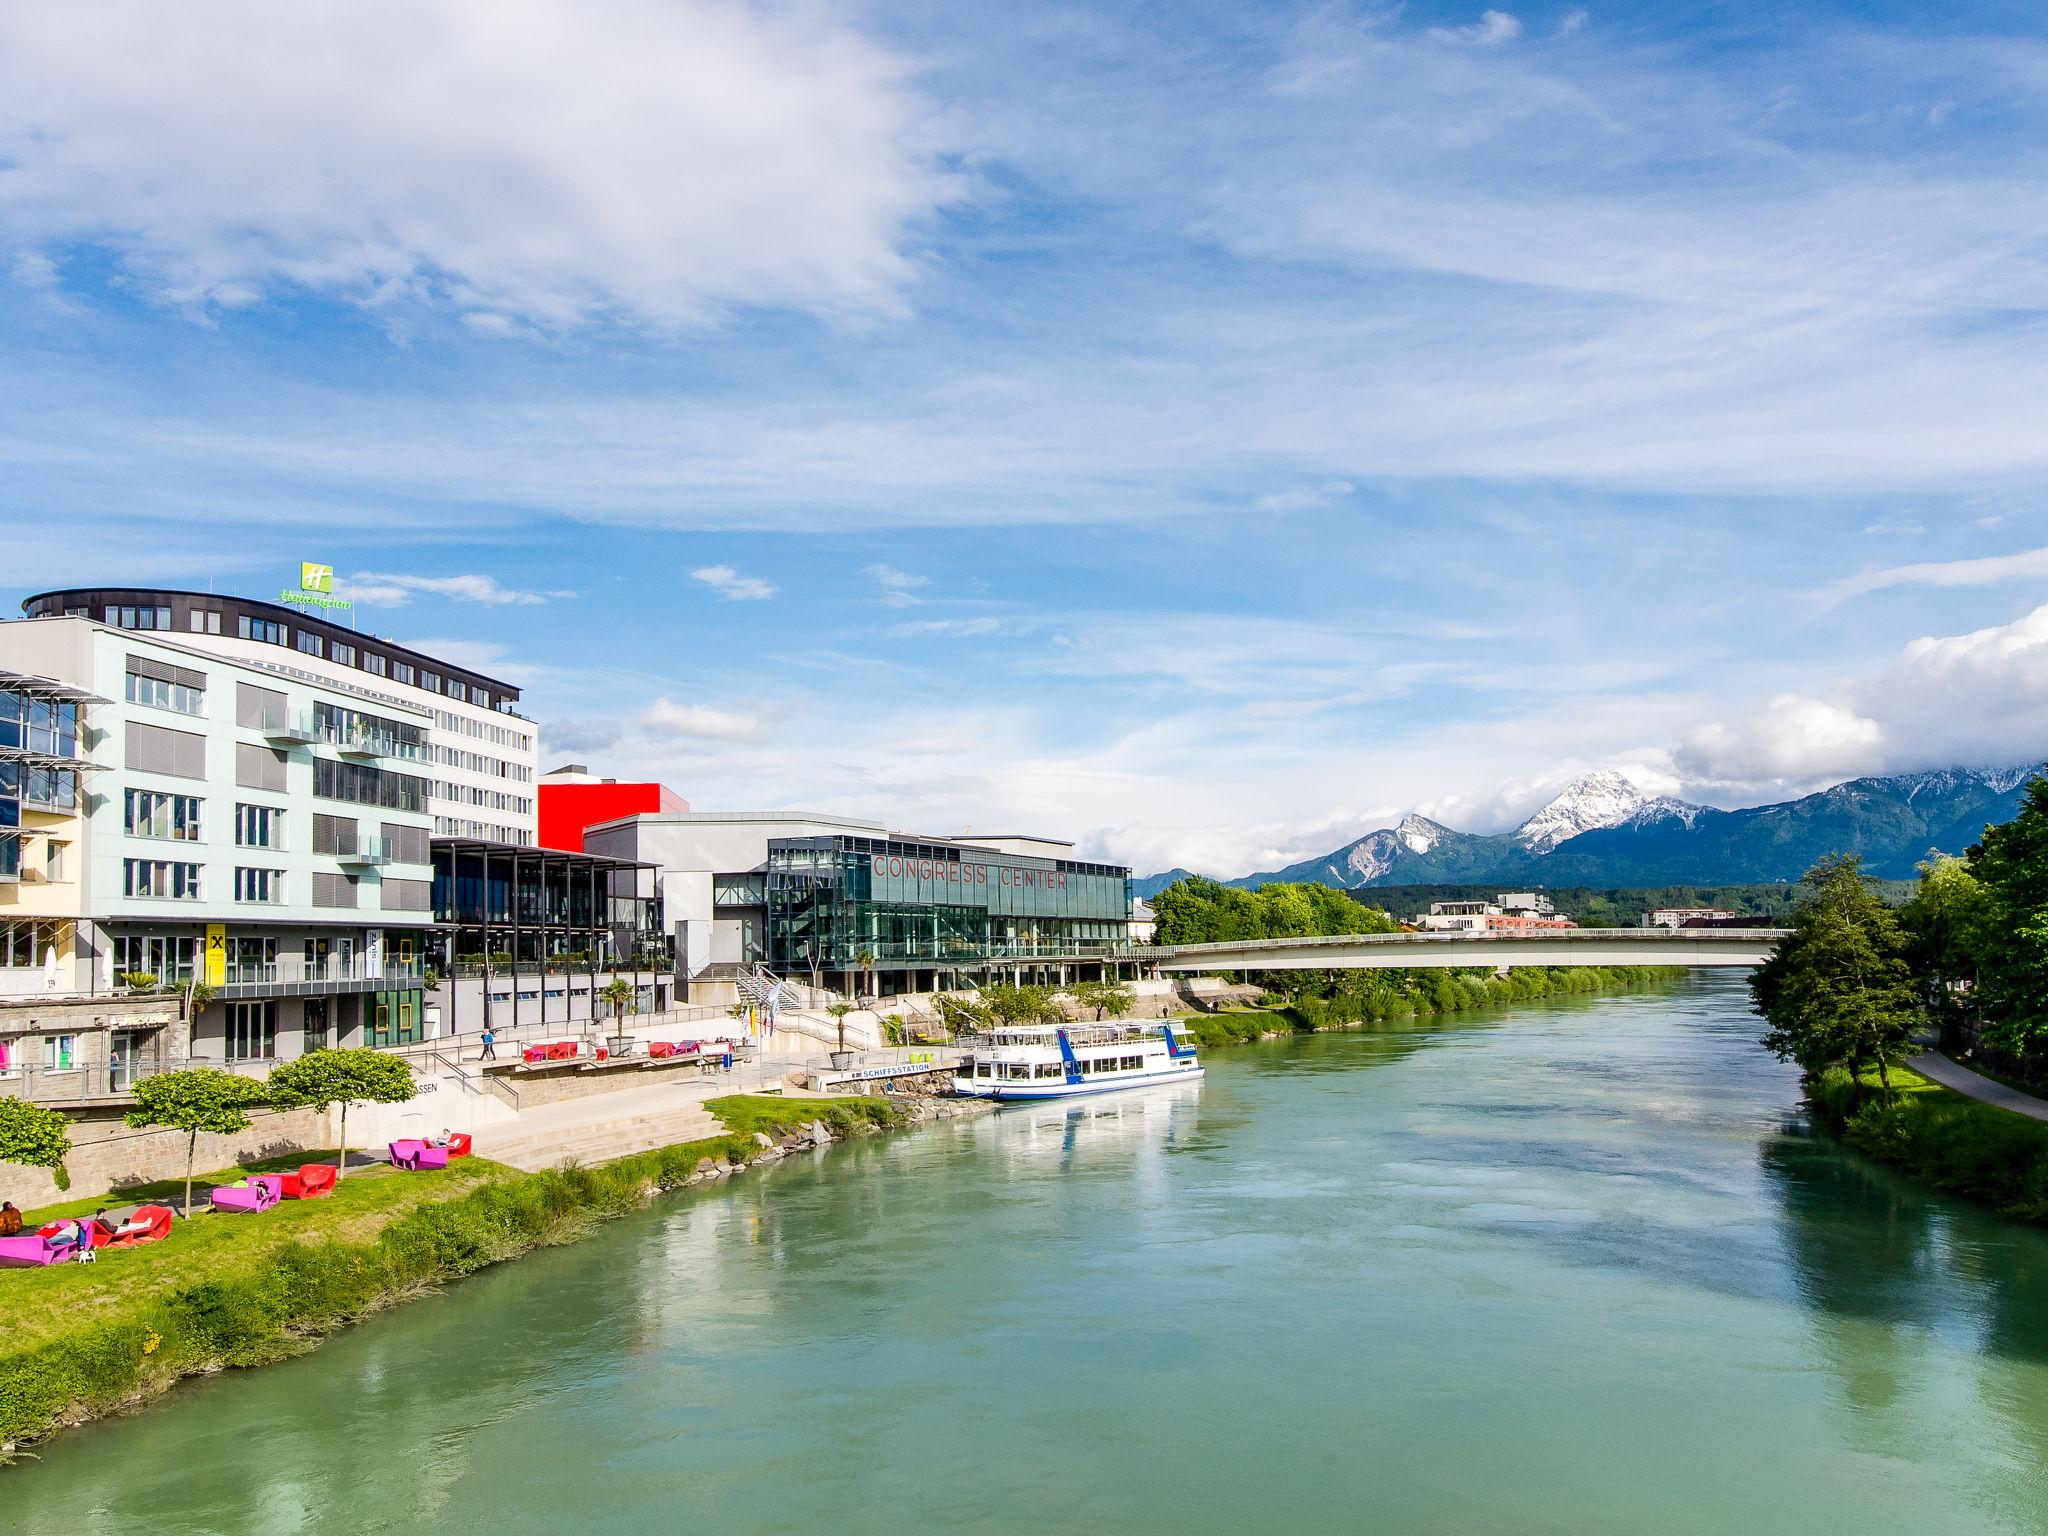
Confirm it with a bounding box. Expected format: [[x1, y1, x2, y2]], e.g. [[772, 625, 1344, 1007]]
[[0, 1095, 901, 1456], [1178, 965, 1686, 1049], [1807, 1065, 2048, 1226]]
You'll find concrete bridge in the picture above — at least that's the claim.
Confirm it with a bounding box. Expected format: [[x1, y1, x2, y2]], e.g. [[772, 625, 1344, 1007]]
[[1144, 927, 1787, 973]]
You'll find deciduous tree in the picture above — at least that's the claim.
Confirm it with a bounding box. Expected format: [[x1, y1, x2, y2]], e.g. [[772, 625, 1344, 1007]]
[[125, 1068, 272, 1215], [265, 1049, 417, 1181]]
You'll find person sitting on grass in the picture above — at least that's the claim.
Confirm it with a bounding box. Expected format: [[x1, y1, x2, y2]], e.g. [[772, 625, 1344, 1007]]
[[0, 1200, 20, 1236]]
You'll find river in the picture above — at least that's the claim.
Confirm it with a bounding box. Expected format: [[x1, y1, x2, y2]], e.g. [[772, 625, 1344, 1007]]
[[11, 975, 2048, 1533]]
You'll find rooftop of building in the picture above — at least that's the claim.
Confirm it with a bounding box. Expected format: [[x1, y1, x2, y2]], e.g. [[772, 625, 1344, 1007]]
[[20, 586, 522, 703]]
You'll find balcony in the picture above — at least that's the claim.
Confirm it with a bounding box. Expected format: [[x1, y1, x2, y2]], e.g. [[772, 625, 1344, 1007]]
[[220, 954, 426, 999], [258, 711, 319, 746], [334, 836, 392, 868]]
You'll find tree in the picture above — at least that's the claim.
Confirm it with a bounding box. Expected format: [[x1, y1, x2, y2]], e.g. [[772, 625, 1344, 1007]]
[[826, 1001, 856, 1053], [982, 983, 1056, 1027], [1898, 854, 1997, 1040], [1751, 856, 1922, 1094], [853, 948, 878, 1002], [265, 1049, 417, 1182], [0, 1095, 72, 1187], [932, 994, 990, 1038], [1959, 774, 2048, 1058], [125, 1068, 271, 1215], [598, 978, 635, 1038], [1094, 983, 1136, 1022]]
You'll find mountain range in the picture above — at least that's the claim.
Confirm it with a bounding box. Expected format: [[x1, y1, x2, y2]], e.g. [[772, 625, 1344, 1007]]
[[1133, 764, 2042, 898]]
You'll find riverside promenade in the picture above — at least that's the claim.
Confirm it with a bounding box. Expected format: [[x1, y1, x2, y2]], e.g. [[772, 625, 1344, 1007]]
[[1908, 1049, 2048, 1123]]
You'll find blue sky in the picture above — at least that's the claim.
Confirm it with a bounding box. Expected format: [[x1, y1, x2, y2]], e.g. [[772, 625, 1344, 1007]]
[[2, 0, 2046, 876]]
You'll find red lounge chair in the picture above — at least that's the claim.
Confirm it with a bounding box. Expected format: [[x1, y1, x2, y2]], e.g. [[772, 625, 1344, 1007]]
[[522, 1044, 548, 1064], [649, 1041, 674, 1059], [445, 1133, 472, 1158], [546, 1041, 575, 1061], [294, 1163, 337, 1197], [107, 1205, 173, 1247]]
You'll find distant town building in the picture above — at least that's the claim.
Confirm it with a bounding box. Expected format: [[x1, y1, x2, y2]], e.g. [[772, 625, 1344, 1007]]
[[1417, 895, 1577, 933], [1644, 907, 1737, 928], [1129, 897, 1156, 945]]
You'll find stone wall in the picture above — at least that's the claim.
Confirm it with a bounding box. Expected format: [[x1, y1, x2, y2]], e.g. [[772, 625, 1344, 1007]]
[[2, 1103, 327, 1208]]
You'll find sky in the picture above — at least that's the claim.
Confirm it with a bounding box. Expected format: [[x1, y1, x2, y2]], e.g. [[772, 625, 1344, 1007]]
[[2, 0, 2046, 879]]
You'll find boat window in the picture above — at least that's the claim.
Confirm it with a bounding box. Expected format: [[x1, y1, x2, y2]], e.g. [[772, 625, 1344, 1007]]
[[977, 1062, 993, 1078], [1037, 1062, 1062, 1079]]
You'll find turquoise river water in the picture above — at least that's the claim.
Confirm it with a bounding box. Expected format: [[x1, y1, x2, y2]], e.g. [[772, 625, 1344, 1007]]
[[10, 974, 2048, 1533]]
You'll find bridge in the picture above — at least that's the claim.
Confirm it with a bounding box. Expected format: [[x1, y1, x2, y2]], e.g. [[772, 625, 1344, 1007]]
[[1144, 927, 1787, 973]]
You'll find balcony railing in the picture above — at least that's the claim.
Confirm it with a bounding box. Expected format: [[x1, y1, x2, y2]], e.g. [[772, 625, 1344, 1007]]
[[334, 836, 392, 867], [223, 955, 425, 987], [257, 711, 424, 762]]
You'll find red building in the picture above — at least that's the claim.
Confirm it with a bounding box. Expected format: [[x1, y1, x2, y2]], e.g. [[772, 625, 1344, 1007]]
[[538, 765, 689, 853]]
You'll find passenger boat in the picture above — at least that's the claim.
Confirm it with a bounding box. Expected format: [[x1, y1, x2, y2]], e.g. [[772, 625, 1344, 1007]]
[[951, 1020, 1203, 1101]]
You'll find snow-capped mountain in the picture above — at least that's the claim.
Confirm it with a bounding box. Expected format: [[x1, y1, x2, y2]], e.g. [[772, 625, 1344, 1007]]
[[1144, 762, 2045, 893], [1512, 770, 1664, 851]]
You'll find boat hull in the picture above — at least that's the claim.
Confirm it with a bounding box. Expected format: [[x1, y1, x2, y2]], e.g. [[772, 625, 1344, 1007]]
[[951, 1064, 1203, 1101]]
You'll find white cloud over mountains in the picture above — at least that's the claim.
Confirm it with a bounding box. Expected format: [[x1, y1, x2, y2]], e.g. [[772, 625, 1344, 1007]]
[[0, 0, 944, 328]]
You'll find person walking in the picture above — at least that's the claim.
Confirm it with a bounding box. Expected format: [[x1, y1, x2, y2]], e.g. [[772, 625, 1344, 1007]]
[[480, 1025, 497, 1061]]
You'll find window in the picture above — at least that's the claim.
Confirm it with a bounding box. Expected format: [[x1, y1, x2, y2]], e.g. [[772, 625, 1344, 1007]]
[[124, 859, 202, 899], [391, 661, 415, 686], [471, 689, 489, 710], [331, 642, 356, 667], [362, 652, 387, 678], [312, 872, 359, 909], [234, 867, 286, 904], [44, 1035, 76, 1071], [296, 630, 325, 658], [225, 1002, 276, 1061], [234, 803, 283, 849], [125, 669, 205, 716], [313, 757, 429, 814], [419, 671, 441, 694], [126, 788, 203, 841], [237, 615, 288, 646], [446, 680, 467, 703], [189, 610, 222, 635], [107, 606, 171, 630]]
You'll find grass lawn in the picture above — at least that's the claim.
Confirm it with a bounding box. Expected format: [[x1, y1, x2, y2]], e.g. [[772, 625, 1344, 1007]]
[[704, 1094, 902, 1140], [1821, 1062, 2048, 1225], [6, 1152, 507, 1356]]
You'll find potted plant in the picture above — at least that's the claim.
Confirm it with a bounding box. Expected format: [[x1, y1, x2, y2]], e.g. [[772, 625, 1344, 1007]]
[[827, 1001, 857, 1069], [599, 977, 637, 1054]]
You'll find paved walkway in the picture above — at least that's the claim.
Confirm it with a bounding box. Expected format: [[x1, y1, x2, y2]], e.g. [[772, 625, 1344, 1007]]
[[1908, 1050, 2048, 1123], [471, 1077, 735, 1172]]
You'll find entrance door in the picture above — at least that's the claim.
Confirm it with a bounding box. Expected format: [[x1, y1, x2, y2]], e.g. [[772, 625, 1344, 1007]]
[[304, 999, 330, 1052], [109, 1030, 142, 1093]]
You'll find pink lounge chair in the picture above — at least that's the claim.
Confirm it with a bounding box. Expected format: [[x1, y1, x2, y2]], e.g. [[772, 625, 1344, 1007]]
[[211, 1179, 279, 1214], [389, 1139, 450, 1171], [0, 1231, 70, 1267], [414, 1145, 450, 1170]]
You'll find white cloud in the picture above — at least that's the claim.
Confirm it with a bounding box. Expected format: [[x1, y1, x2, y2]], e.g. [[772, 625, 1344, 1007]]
[[1822, 544, 2048, 603], [889, 616, 1006, 638], [1676, 695, 1885, 788], [0, 0, 946, 328], [1426, 11, 1523, 48], [638, 697, 764, 743], [691, 564, 777, 602], [864, 563, 928, 589], [350, 571, 552, 606], [1257, 479, 1354, 512]]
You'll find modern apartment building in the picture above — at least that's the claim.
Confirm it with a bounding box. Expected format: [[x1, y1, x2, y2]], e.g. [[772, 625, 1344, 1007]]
[[23, 582, 539, 846], [0, 614, 437, 1075]]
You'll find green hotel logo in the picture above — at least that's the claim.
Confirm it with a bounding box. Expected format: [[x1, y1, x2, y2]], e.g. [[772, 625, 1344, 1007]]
[[282, 560, 352, 611]]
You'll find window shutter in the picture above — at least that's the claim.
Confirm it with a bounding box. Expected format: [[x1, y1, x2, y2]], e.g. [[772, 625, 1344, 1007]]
[[235, 742, 288, 792], [236, 682, 287, 729], [126, 722, 206, 780]]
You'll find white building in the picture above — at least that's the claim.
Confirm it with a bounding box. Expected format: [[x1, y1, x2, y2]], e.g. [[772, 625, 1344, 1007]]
[[23, 582, 539, 847], [1, 613, 437, 1075]]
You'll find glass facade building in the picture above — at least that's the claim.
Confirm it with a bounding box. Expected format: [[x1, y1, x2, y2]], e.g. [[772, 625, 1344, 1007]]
[[766, 834, 1131, 989]]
